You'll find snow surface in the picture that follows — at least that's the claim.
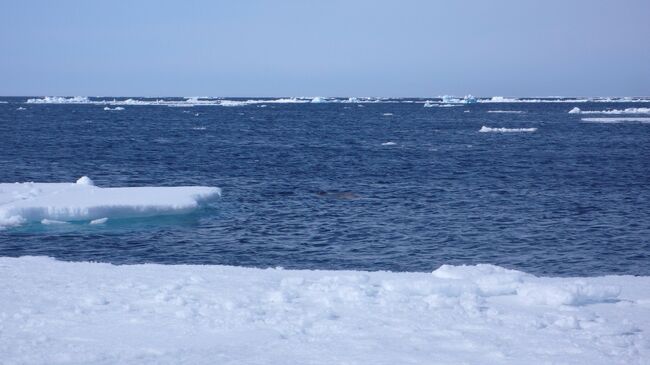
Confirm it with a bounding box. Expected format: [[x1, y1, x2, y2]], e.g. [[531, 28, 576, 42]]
[[479, 126, 537, 133], [0, 257, 648, 364], [0, 179, 221, 228]]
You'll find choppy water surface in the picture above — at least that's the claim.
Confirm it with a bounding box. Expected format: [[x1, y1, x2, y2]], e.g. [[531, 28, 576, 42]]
[[1, 97, 649, 276]]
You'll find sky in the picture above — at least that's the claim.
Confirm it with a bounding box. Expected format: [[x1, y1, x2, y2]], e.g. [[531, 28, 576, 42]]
[[1, 0, 649, 97]]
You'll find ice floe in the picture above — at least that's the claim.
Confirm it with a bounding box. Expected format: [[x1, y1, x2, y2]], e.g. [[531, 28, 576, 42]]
[[479, 126, 537, 133], [0, 257, 648, 364], [103, 106, 125, 111], [26, 96, 91, 104], [569, 107, 650, 115], [487, 110, 525, 114], [20, 96, 650, 107], [580, 117, 650, 124], [0, 178, 221, 228]]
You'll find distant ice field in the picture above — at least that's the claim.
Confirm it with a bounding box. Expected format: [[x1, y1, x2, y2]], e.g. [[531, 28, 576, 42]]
[[1, 97, 649, 276]]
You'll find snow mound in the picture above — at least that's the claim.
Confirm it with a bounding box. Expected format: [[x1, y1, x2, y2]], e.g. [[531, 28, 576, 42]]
[[0, 257, 648, 364], [76, 176, 94, 186], [0, 179, 221, 228], [479, 126, 537, 133]]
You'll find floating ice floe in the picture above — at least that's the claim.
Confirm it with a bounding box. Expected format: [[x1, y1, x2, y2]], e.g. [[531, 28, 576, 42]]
[[26, 96, 91, 104], [487, 110, 525, 114], [103, 106, 125, 111], [479, 126, 537, 133], [440, 95, 477, 104], [569, 107, 650, 115], [1, 257, 648, 364], [0, 177, 221, 228], [381, 141, 397, 146], [580, 117, 650, 124]]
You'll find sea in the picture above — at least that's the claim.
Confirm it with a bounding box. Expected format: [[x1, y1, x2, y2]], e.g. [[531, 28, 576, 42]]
[[1, 96, 649, 276]]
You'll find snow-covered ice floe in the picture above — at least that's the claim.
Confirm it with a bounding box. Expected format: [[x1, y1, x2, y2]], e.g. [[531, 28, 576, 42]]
[[581, 117, 650, 124], [0, 257, 648, 364], [0, 177, 221, 228], [479, 126, 537, 133]]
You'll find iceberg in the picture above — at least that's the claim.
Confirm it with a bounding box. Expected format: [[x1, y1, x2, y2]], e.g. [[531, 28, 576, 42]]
[[0, 177, 221, 228]]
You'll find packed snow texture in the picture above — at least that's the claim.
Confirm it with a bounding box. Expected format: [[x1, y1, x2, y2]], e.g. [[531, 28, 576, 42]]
[[0, 257, 648, 364], [569, 107, 650, 115], [479, 126, 537, 133], [0, 179, 221, 228]]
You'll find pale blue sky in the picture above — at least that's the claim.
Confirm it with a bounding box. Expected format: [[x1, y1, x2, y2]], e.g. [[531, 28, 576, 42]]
[[1, 0, 649, 97]]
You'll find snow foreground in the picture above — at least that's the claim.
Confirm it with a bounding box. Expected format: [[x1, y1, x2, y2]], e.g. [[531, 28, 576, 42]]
[[0, 178, 221, 228], [0, 257, 648, 364]]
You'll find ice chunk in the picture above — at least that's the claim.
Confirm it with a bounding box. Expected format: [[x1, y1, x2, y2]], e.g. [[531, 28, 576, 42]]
[[581, 117, 650, 123], [89, 217, 108, 225], [572, 107, 650, 115], [487, 110, 525, 114], [479, 126, 537, 133], [41, 219, 68, 225], [0, 180, 221, 228]]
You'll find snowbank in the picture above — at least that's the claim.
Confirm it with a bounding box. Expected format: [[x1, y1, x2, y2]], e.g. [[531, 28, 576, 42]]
[[0, 257, 648, 364], [479, 126, 537, 133], [0, 178, 221, 228]]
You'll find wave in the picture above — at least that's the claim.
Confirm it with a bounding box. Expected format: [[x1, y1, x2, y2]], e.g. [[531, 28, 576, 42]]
[[479, 126, 537, 133]]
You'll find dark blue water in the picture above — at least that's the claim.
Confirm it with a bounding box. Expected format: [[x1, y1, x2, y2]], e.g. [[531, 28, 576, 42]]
[[1, 97, 649, 276]]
